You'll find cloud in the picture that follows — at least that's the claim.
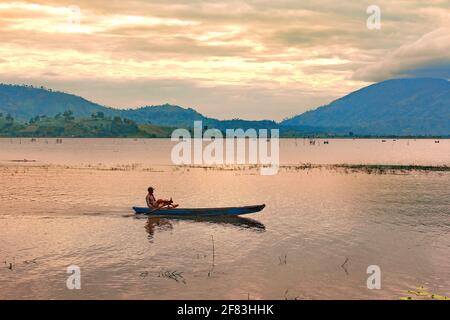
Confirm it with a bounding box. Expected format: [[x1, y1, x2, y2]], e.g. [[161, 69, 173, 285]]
[[0, 75, 338, 121], [352, 28, 450, 81], [404, 63, 450, 79], [0, 1, 449, 119]]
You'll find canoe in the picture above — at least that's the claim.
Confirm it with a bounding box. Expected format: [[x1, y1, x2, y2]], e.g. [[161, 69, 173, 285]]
[[133, 204, 265, 216]]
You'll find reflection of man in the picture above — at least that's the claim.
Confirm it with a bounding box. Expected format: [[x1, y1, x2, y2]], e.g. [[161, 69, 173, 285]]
[[145, 218, 173, 240], [146, 187, 178, 209]]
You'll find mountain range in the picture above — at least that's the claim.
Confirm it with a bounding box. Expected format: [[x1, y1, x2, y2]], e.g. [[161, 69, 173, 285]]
[[0, 78, 449, 136], [282, 78, 450, 136]]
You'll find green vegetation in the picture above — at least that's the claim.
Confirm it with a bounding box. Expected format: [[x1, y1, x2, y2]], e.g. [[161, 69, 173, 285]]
[[400, 286, 449, 300], [1, 80, 450, 137], [0, 111, 175, 138], [282, 78, 450, 136], [0, 110, 448, 139], [332, 164, 450, 173]]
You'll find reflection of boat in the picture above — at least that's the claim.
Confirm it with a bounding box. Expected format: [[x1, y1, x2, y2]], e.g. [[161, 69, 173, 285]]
[[145, 217, 173, 240], [172, 215, 266, 231], [133, 204, 265, 216], [144, 215, 265, 239]]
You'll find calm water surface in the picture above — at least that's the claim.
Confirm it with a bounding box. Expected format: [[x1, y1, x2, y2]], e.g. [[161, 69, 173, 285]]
[[0, 138, 449, 299]]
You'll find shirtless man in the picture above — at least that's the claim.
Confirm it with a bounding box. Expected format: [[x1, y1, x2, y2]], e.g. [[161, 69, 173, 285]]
[[146, 187, 178, 209]]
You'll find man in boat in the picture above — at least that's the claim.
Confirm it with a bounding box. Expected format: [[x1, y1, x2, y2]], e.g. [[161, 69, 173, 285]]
[[146, 187, 178, 209]]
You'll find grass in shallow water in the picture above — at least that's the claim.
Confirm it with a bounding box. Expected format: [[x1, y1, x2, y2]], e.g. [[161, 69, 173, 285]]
[[400, 286, 449, 300]]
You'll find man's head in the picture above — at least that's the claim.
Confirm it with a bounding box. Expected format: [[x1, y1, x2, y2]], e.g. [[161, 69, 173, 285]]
[[148, 187, 154, 194]]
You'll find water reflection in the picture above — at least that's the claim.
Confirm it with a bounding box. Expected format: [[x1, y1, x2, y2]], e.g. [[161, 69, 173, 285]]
[[145, 217, 173, 240], [144, 215, 265, 240], [182, 216, 266, 231]]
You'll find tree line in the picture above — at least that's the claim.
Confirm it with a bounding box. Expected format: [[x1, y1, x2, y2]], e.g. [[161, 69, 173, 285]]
[[0, 110, 146, 137]]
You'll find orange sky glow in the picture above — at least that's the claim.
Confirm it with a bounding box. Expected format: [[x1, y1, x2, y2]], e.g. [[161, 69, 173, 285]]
[[0, 0, 449, 120]]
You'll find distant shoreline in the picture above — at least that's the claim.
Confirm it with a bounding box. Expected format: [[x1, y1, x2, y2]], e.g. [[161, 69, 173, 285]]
[[1, 162, 448, 173], [0, 135, 449, 139]]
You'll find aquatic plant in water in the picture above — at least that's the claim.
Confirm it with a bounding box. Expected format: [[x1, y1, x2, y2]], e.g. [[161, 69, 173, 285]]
[[400, 286, 449, 300]]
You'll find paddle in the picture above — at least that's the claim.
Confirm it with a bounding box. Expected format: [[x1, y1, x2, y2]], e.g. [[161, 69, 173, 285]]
[[149, 205, 166, 214]]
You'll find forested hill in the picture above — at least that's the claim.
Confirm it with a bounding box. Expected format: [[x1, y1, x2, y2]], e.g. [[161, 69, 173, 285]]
[[0, 84, 277, 130], [282, 78, 450, 136], [1, 78, 449, 137]]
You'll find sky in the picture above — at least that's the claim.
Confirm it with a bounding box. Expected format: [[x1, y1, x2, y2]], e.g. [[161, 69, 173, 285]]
[[0, 0, 449, 120]]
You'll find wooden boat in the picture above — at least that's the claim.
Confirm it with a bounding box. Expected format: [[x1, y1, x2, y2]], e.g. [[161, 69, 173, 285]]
[[133, 204, 265, 216]]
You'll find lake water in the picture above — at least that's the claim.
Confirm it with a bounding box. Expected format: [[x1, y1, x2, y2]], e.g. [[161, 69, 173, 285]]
[[0, 138, 449, 299]]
